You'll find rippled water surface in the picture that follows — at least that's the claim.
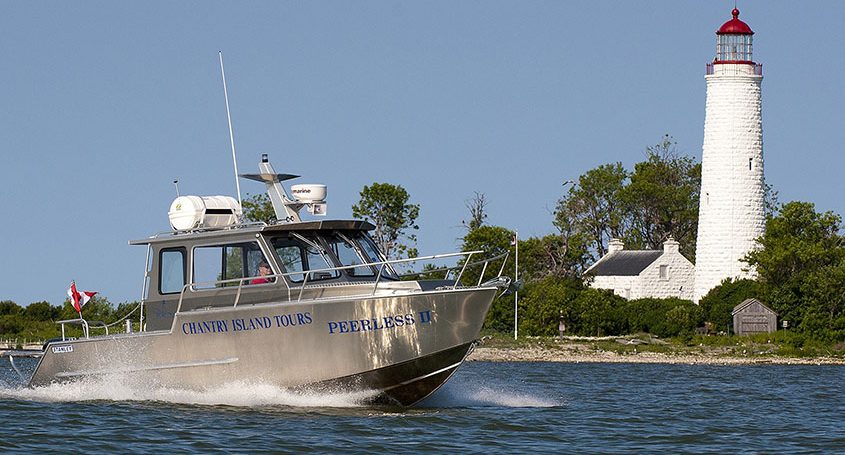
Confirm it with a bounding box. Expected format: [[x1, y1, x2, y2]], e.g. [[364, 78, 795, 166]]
[[2, 358, 844, 453]]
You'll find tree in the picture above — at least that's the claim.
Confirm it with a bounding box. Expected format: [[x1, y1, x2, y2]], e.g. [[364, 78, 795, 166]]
[[352, 183, 420, 259], [620, 135, 701, 259], [554, 162, 628, 260], [24, 301, 59, 322], [0, 300, 23, 316], [519, 234, 590, 281], [460, 225, 515, 332], [518, 275, 583, 336], [744, 201, 845, 335], [463, 192, 488, 231], [241, 193, 276, 224], [554, 136, 701, 263]]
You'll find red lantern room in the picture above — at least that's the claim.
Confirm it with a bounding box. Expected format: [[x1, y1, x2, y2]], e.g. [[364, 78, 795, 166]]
[[715, 8, 754, 63]]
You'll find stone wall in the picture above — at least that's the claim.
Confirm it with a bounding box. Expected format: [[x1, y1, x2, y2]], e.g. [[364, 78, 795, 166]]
[[634, 252, 695, 301]]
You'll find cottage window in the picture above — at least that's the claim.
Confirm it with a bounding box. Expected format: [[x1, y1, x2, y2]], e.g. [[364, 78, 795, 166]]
[[659, 265, 669, 280]]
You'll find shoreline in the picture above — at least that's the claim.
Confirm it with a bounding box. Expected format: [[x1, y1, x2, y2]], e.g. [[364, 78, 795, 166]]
[[467, 345, 845, 366]]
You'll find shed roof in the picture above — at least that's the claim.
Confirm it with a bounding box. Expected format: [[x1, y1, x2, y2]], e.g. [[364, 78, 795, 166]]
[[732, 298, 777, 316], [586, 250, 663, 276]]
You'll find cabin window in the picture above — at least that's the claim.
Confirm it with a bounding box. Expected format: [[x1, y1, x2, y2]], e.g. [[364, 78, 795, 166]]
[[159, 248, 186, 294], [271, 236, 339, 283], [355, 233, 399, 279], [192, 241, 268, 289], [326, 233, 375, 277]]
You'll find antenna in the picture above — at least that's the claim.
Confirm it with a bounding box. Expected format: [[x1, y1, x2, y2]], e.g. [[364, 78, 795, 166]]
[[173, 179, 180, 197], [219, 51, 243, 209]]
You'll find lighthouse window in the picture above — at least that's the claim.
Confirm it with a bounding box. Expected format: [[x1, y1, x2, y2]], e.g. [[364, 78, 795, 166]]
[[749, 158, 753, 170]]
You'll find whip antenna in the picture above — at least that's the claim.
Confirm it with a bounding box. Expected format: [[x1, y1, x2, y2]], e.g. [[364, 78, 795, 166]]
[[219, 51, 243, 208]]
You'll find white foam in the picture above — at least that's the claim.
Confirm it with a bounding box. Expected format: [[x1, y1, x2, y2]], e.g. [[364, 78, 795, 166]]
[[422, 383, 561, 408], [0, 377, 378, 408]]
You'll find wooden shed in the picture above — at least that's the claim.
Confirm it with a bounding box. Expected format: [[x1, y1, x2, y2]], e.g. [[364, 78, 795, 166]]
[[732, 298, 778, 335]]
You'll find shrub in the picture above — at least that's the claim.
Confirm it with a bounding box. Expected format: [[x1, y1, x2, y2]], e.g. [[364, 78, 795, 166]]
[[699, 278, 760, 331]]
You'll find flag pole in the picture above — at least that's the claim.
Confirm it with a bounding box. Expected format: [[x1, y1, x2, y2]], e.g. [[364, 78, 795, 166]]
[[514, 230, 519, 341]]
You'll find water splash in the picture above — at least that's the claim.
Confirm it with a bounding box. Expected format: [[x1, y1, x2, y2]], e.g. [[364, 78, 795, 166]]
[[421, 382, 562, 408], [0, 376, 378, 408]]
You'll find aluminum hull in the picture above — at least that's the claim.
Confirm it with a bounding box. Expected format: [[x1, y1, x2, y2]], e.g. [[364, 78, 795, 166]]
[[29, 286, 496, 406]]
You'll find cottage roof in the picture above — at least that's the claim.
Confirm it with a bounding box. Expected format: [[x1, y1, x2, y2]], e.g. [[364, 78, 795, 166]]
[[586, 250, 663, 276]]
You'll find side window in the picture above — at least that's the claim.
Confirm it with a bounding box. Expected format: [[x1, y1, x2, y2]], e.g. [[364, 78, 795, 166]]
[[276, 244, 306, 281], [193, 242, 267, 289], [160, 248, 186, 294]]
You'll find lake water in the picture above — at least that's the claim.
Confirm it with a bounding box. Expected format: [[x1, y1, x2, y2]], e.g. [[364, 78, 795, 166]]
[[2, 358, 843, 453]]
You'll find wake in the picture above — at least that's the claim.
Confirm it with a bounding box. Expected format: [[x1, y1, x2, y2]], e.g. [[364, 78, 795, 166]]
[[0, 377, 377, 408], [421, 382, 561, 408]]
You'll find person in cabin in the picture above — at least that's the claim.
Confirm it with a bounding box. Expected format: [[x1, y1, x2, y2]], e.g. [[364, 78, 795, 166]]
[[251, 261, 275, 284]]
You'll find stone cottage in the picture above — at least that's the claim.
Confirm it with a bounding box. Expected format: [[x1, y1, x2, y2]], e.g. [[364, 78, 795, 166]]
[[585, 238, 695, 300]]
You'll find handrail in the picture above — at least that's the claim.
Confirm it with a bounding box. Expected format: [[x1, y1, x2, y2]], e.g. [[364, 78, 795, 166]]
[[56, 318, 90, 340], [174, 249, 505, 314]]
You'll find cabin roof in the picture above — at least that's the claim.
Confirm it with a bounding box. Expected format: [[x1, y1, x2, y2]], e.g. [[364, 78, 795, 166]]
[[129, 219, 375, 246]]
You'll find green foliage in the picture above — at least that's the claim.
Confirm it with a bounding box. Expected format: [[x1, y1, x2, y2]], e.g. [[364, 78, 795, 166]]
[[0, 297, 141, 341], [241, 192, 276, 224], [554, 135, 700, 262], [0, 300, 23, 316], [519, 234, 591, 280], [621, 136, 701, 259], [571, 288, 626, 336], [745, 201, 845, 339], [621, 298, 703, 338], [555, 162, 628, 259], [518, 276, 583, 336], [24, 301, 59, 322], [699, 278, 760, 331], [460, 225, 516, 332], [352, 182, 420, 260], [461, 225, 514, 282]]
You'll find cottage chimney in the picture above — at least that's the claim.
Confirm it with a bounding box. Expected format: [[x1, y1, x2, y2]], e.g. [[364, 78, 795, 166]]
[[663, 237, 680, 254], [608, 238, 624, 254]]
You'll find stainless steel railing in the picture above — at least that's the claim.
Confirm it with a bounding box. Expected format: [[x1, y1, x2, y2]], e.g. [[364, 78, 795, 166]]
[[174, 250, 509, 314]]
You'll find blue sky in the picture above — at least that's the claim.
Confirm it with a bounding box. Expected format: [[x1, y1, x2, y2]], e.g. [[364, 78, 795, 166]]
[[2, 1, 844, 306]]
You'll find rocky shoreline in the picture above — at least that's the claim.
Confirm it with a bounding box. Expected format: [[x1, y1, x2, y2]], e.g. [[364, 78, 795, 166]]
[[467, 345, 845, 366]]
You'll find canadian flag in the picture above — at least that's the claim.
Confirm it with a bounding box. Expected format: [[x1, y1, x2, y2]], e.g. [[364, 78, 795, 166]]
[[67, 281, 97, 314]]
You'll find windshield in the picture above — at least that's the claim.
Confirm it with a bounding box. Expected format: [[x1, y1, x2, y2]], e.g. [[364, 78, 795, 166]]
[[271, 235, 339, 282], [325, 232, 375, 277], [352, 232, 399, 280]]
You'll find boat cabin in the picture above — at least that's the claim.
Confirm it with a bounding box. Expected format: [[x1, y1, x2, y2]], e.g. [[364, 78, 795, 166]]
[[131, 220, 402, 331]]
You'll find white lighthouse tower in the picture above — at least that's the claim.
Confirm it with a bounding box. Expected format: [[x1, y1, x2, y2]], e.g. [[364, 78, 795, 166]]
[[693, 8, 766, 302]]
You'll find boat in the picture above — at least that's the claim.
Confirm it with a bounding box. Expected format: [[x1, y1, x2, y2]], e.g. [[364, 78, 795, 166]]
[[22, 154, 510, 406]]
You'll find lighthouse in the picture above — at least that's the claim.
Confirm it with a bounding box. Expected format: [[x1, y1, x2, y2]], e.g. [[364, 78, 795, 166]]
[[693, 8, 766, 302]]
